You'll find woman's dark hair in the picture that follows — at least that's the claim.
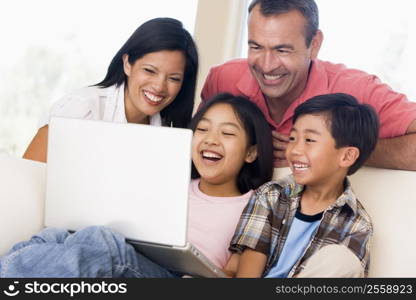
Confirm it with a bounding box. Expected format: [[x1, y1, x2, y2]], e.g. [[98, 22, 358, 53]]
[[293, 93, 380, 175], [189, 93, 274, 193], [96, 18, 198, 128]]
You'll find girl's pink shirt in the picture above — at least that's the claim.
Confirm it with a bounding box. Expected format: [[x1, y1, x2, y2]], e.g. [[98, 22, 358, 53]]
[[187, 179, 253, 268]]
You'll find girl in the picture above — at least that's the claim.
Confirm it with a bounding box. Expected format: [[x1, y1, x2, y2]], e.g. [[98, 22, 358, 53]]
[[23, 17, 198, 162], [0, 93, 273, 277]]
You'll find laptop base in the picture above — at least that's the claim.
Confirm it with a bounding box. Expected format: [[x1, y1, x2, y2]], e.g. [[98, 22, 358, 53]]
[[130, 240, 226, 278]]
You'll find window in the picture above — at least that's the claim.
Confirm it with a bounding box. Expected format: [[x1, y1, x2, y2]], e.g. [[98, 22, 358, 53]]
[[317, 0, 415, 101], [0, 0, 198, 156]]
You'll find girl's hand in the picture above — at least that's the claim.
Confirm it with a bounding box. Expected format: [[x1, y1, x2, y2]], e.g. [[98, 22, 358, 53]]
[[235, 249, 267, 278], [222, 253, 240, 278], [272, 131, 289, 168], [221, 269, 235, 278]]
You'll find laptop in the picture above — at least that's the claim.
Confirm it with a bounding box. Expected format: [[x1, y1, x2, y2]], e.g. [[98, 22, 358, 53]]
[[45, 117, 226, 278]]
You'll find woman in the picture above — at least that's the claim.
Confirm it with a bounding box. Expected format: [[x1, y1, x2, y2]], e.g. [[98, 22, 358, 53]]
[[0, 93, 274, 278], [23, 17, 198, 162]]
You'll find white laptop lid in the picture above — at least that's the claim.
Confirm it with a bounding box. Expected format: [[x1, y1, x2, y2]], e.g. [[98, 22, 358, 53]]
[[45, 117, 192, 247], [0, 156, 46, 255]]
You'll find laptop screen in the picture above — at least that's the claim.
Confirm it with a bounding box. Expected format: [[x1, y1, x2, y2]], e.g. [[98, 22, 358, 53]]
[[45, 117, 192, 247]]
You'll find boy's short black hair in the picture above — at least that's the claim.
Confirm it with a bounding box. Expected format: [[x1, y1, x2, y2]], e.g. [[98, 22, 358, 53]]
[[293, 93, 380, 175], [189, 93, 274, 193]]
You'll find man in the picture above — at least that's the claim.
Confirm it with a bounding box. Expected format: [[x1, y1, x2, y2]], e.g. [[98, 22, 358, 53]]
[[201, 0, 416, 170]]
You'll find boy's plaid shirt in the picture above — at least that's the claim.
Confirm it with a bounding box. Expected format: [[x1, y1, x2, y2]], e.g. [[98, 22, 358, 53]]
[[230, 175, 372, 277]]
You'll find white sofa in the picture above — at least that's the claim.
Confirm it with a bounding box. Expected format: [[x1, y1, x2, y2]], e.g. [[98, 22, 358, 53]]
[[0, 156, 45, 256], [273, 166, 416, 277], [1, 155, 415, 277]]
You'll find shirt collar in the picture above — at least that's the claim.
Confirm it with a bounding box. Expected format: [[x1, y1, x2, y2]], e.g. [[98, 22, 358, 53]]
[[236, 64, 261, 99], [149, 112, 162, 126], [329, 178, 358, 215], [235, 62, 279, 129], [111, 82, 161, 126], [276, 175, 358, 215], [234, 60, 331, 130], [100, 83, 126, 123], [275, 175, 304, 204], [297, 59, 329, 102]]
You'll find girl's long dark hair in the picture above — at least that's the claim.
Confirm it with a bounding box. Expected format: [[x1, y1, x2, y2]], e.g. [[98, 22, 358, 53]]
[[189, 93, 274, 194]]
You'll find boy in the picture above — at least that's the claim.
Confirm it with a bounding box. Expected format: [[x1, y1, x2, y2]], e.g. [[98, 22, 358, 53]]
[[229, 93, 379, 277]]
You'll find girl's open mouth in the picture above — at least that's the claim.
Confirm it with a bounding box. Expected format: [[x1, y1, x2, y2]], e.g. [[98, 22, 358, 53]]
[[201, 150, 223, 162]]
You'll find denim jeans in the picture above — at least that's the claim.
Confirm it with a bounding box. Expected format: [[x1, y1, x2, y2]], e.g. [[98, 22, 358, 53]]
[[0, 226, 178, 278]]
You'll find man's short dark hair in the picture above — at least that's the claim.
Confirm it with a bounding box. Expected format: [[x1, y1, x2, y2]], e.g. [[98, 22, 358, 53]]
[[293, 93, 380, 175], [248, 0, 319, 47]]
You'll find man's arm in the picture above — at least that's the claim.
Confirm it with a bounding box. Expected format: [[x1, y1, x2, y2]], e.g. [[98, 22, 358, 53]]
[[365, 120, 416, 170]]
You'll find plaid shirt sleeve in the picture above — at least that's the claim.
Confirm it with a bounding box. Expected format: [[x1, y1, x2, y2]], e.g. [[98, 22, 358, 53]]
[[341, 219, 373, 277], [229, 185, 277, 255]]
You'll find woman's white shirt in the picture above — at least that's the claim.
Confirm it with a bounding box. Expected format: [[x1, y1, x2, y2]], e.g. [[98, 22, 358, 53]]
[[39, 83, 162, 128]]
